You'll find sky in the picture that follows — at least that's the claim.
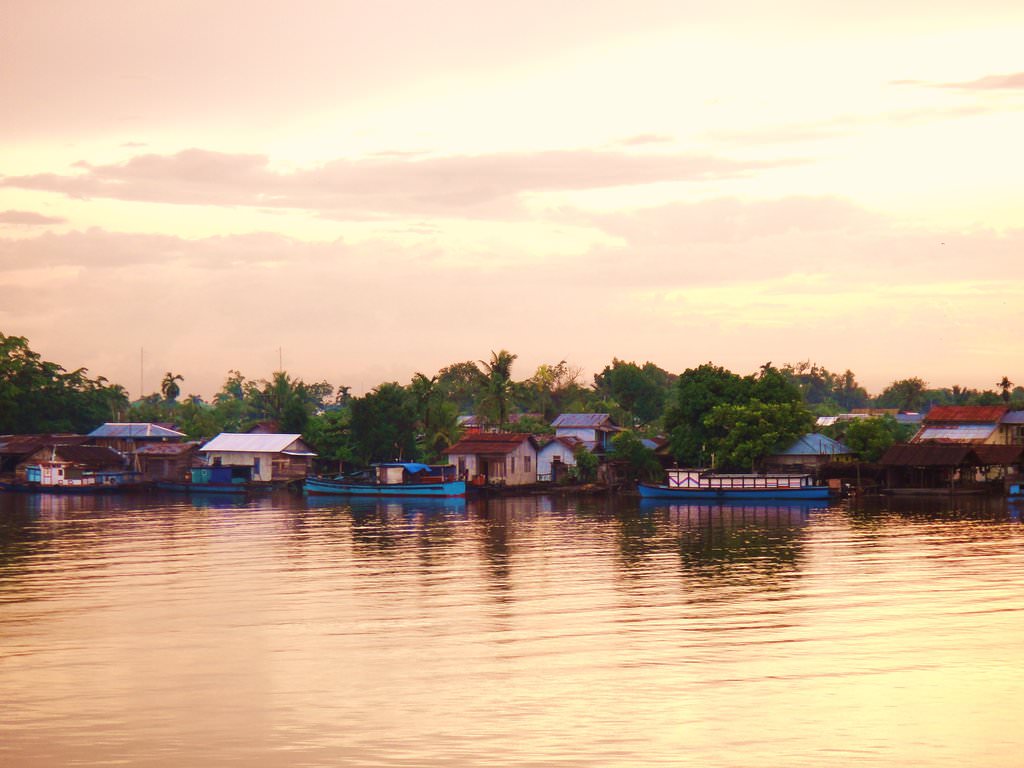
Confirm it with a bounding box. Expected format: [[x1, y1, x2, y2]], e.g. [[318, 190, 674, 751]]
[[2, 0, 1023, 400]]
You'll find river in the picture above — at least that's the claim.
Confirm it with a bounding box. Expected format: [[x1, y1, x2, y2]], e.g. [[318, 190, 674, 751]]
[[2, 491, 1024, 767]]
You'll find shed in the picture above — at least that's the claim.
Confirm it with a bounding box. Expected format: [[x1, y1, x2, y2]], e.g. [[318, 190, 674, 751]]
[[199, 433, 316, 482]]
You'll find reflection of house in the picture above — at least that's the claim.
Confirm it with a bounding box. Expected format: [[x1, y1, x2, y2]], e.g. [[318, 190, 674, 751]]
[[764, 433, 852, 472], [18, 445, 132, 488], [536, 436, 584, 481], [909, 406, 1024, 445], [134, 442, 200, 482], [198, 433, 316, 482], [0, 434, 88, 476], [551, 414, 621, 453], [443, 433, 539, 486]]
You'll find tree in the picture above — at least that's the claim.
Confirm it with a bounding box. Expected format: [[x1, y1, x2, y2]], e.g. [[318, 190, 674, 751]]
[[349, 382, 418, 464], [663, 363, 751, 465], [704, 400, 814, 470], [477, 349, 518, 429], [571, 446, 599, 483], [161, 372, 184, 403], [998, 377, 1015, 403], [876, 377, 928, 412], [843, 416, 909, 463], [436, 361, 485, 413], [593, 359, 674, 425], [610, 431, 662, 482]]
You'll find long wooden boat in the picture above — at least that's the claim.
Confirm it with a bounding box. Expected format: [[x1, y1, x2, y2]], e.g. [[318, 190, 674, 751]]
[[154, 466, 251, 495], [304, 463, 466, 498], [638, 468, 834, 501]]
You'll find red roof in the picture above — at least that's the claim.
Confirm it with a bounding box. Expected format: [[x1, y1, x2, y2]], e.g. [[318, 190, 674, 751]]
[[444, 432, 537, 455], [924, 405, 1008, 424]]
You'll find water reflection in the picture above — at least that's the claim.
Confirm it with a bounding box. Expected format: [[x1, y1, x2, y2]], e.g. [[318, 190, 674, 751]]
[[4, 491, 1024, 767]]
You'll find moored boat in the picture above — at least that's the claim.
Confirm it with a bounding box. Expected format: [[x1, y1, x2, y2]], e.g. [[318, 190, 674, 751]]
[[638, 468, 834, 501], [154, 465, 252, 494], [304, 463, 466, 498]]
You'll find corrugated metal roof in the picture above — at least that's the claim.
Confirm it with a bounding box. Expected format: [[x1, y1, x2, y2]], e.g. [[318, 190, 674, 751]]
[[1001, 411, 1024, 424], [551, 413, 616, 429], [88, 423, 186, 439], [778, 433, 852, 456], [40, 445, 126, 468], [974, 445, 1024, 465], [133, 442, 200, 456], [924, 406, 1008, 424], [879, 444, 976, 466], [200, 433, 310, 454], [0, 434, 88, 454], [445, 433, 536, 455], [914, 426, 996, 443]]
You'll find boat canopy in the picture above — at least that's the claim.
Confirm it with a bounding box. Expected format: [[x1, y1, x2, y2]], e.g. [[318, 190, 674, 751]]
[[378, 462, 433, 474]]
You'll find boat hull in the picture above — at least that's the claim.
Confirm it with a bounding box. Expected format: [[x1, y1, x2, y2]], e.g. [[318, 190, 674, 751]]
[[637, 482, 833, 501], [304, 477, 467, 498]]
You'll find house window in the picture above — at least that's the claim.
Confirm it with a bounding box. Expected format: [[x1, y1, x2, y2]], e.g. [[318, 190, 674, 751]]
[[525, 455, 532, 473], [253, 457, 261, 477], [511, 456, 516, 474]]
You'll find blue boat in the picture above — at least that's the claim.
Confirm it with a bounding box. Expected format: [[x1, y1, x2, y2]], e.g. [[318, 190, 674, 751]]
[[154, 465, 251, 494], [304, 462, 466, 498], [638, 468, 834, 501]]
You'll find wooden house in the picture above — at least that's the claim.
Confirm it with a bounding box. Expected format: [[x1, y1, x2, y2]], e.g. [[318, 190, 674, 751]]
[[87, 423, 187, 455], [17, 444, 134, 488], [0, 434, 88, 476], [198, 433, 316, 482], [550, 413, 621, 453], [443, 433, 539, 486], [909, 406, 1020, 445], [536, 436, 584, 482], [133, 442, 200, 482], [764, 433, 853, 473]]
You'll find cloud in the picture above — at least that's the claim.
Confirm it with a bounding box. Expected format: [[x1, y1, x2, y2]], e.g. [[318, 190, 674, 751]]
[[0, 147, 789, 219], [939, 72, 1024, 90], [0, 209, 66, 225]]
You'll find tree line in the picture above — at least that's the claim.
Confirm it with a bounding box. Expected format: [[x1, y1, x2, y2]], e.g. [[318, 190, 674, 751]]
[[3, 332, 1022, 472]]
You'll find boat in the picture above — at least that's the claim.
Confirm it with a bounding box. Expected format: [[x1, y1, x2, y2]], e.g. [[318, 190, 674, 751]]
[[304, 463, 466, 498], [638, 468, 834, 501], [0, 472, 142, 494], [154, 465, 252, 494]]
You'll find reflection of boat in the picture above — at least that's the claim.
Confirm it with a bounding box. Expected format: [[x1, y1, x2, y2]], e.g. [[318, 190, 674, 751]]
[[155, 466, 251, 494], [304, 463, 466, 498], [640, 498, 826, 517], [638, 468, 834, 501]]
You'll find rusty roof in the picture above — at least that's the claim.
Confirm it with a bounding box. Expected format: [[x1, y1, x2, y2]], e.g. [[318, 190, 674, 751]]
[[551, 413, 618, 430], [879, 443, 977, 467], [924, 405, 1008, 423], [0, 434, 89, 455], [29, 444, 127, 469], [444, 432, 537, 455], [133, 442, 200, 456], [973, 444, 1024, 465]]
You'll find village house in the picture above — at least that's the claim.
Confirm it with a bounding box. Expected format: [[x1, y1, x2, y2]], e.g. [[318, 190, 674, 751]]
[[764, 433, 853, 473], [133, 442, 200, 482], [87, 422, 188, 454], [536, 436, 584, 482], [443, 432, 539, 486], [199, 433, 317, 483], [910, 406, 1024, 445], [0, 434, 88, 477], [879, 443, 1024, 492], [550, 413, 621, 453], [16, 444, 133, 488]]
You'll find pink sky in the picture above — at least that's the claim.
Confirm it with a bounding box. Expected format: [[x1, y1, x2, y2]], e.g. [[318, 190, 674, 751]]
[[2, 1, 1023, 399]]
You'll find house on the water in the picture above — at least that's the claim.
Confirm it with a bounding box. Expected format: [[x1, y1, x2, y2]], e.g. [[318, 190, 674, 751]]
[[443, 432, 539, 486], [550, 413, 621, 453], [198, 433, 317, 483], [16, 444, 135, 488], [87, 422, 187, 454], [536, 436, 584, 482], [0, 434, 88, 477], [133, 442, 200, 482]]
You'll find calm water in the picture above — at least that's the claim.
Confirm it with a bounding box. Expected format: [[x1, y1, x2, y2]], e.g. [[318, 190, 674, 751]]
[[3, 491, 1024, 767]]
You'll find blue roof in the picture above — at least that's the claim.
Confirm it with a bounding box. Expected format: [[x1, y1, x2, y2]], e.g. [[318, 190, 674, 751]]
[[551, 413, 614, 428], [778, 433, 852, 456]]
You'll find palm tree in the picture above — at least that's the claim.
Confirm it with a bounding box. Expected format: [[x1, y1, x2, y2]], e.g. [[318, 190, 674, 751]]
[[478, 349, 517, 429], [161, 372, 184, 402], [998, 376, 1014, 403]]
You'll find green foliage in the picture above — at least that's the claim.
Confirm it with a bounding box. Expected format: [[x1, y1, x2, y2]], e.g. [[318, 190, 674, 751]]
[[161, 372, 183, 402], [303, 407, 355, 466], [571, 446, 599, 483], [593, 359, 675, 426], [841, 416, 910, 462], [610, 431, 661, 482], [409, 372, 463, 462], [663, 363, 751, 465], [436, 361, 484, 413], [477, 349, 517, 428], [518, 360, 588, 421], [0, 333, 129, 433], [875, 377, 928, 412], [703, 400, 814, 470], [349, 382, 418, 464], [780, 362, 869, 410]]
